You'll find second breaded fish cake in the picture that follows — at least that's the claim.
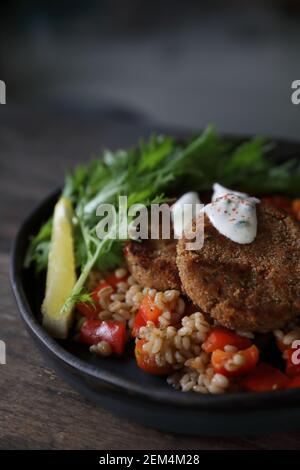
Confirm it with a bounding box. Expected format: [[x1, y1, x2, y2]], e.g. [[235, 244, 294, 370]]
[[126, 238, 181, 291], [177, 203, 300, 332]]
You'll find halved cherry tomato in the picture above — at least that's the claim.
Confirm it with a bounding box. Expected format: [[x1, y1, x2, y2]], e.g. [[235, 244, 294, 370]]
[[211, 345, 259, 377], [132, 294, 163, 337], [90, 271, 128, 307], [76, 301, 100, 319], [285, 346, 300, 378], [135, 339, 172, 375], [76, 280, 112, 318], [78, 319, 126, 355], [288, 375, 300, 389], [92, 271, 128, 303], [140, 294, 163, 323], [240, 363, 289, 392], [77, 271, 129, 329], [203, 327, 251, 353]]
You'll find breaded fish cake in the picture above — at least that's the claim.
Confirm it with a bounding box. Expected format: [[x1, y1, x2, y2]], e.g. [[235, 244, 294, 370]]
[[126, 238, 181, 291], [177, 203, 300, 332]]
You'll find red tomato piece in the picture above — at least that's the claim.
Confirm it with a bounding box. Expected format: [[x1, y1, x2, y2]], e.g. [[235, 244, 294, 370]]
[[76, 301, 100, 319], [78, 320, 126, 355], [203, 327, 252, 353], [131, 294, 163, 337], [132, 310, 147, 338], [76, 281, 111, 319], [240, 363, 289, 392], [135, 339, 172, 375], [139, 294, 163, 323], [91, 280, 111, 304], [211, 345, 259, 377], [92, 271, 128, 304]]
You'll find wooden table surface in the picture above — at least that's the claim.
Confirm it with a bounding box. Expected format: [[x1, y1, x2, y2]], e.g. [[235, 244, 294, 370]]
[[1, 108, 300, 450]]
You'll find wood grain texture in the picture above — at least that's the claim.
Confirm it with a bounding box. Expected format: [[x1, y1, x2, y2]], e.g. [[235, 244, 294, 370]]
[[0, 108, 300, 450]]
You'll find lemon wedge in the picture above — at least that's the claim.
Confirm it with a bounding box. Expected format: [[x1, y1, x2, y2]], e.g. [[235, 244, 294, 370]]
[[42, 197, 76, 338]]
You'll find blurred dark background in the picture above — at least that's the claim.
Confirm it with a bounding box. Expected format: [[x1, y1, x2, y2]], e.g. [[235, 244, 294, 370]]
[[1, 0, 300, 138]]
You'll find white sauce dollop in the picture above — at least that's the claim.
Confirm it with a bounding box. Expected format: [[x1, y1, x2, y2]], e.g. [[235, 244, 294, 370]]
[[204, 191, 260, 244], [172, 185, 260, 245], [212, 183, 249, 201], [171, 191, 202, 238]]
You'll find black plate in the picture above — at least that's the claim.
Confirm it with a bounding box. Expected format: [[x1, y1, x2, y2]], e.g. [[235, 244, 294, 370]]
[[10, 137, 300, 436]]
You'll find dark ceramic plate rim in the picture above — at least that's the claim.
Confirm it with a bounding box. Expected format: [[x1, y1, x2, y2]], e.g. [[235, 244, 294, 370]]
[[10, 140, 300, 412]]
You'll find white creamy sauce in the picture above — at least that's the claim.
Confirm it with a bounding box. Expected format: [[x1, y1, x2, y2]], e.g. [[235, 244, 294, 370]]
[[212, 183, 249, 201], [171, 191, 202, 238], [204, 192, 259, 244], [172, 185, 259, 244]]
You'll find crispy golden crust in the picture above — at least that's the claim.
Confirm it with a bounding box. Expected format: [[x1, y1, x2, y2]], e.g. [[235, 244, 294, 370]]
[[126, 238, 181, 291], [176, 203, 300, 332]]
